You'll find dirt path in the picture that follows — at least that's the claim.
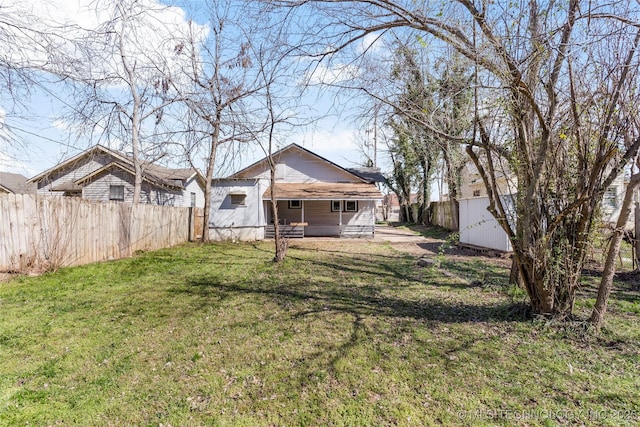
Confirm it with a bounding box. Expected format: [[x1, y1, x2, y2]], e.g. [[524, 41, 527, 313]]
[[374, 224, 443, 256], [375, 224, 512, 269]]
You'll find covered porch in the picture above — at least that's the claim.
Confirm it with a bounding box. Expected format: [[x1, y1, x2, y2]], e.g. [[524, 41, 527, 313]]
[[263, 182, 383, 238]]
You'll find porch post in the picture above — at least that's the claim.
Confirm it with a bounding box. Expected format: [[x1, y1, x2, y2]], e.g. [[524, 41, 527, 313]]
[[301, 200, 305, 237], [339, 202, 343, 237]]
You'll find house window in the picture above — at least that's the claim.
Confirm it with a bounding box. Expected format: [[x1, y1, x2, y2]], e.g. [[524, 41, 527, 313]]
[[473, 189, 481, 197], [331, 200, 342, 212], [344, 201, 358, 212], [230, 194, 246, 206], [190, 192, 196, 207], [288, 200, 302, 209], [109, 185, 124, 201], [604, 186, 618, 208]]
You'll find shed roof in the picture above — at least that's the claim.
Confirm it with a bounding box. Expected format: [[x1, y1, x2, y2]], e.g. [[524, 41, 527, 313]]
[[346, 167, 386, 183], [263, 182, 383, 200]]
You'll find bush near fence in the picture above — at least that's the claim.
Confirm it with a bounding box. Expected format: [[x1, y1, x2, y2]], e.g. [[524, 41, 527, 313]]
[[0, 194, 199, 273]]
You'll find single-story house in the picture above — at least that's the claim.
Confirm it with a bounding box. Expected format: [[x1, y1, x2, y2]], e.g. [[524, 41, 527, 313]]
[[209, 143, 384, 240], [28, 145, 205, 207], [0, 172, 36, 194]]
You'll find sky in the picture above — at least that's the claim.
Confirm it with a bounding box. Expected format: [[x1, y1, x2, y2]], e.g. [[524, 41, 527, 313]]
[[0, 0, 386, 178]]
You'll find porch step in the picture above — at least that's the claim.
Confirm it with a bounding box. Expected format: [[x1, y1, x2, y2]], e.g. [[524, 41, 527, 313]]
[[265, 224, 304, 238], [340, 225, 375, 238]]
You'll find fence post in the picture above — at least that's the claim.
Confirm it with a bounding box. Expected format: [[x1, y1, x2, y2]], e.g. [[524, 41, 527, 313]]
[[188, 206, 194, 242]]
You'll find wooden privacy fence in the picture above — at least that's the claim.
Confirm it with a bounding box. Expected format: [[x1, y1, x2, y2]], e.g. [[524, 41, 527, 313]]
[[0, 194, 200, 273], [429, 201, 458, 230]]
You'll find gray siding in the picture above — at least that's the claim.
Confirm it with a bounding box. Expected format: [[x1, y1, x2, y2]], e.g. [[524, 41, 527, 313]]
[[36, 153, 112, 194], [208, 146, 379, 240], [83, 169, 183, 206]]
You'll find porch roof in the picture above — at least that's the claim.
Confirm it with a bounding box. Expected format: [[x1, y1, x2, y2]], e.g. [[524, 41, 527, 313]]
[[263, 182, 383, 200]]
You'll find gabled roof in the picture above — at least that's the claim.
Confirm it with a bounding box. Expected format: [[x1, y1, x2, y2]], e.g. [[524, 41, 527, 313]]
[[229, 143, 368, 183], [0, 172, 37, 194], [28, 145, 130, 183], [74, 162, 184, 190], [29, 144, 204, 190]]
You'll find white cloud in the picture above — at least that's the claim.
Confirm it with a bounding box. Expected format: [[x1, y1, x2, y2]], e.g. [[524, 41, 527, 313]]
[[304, 61, 361, 86], [0, 0, 208, 83], [359, 32, 385, 55]]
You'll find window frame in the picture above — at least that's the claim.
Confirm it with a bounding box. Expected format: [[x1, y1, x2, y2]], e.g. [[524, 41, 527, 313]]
[[109, 185, 125, 202], [230, 194, 246, 206], [331, 200, 342, 212], [288, 200, 302, 209], [344, 200, 358, 212]]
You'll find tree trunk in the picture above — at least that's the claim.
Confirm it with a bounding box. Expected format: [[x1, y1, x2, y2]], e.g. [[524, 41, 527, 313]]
[[202, 129, 219, 242], [449, 198, 459, 231], [270, 185, 287, 262], [591, 173, 640, 329]]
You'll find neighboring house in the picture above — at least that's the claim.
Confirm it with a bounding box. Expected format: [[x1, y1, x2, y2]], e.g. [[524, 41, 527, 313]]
[[28, 145, 205, 207], [459, 160, 634, 251], [209, 143, 384, 240], [601, 172, 634, 229], [459, 160, 516, 199], [0, 172, 37, 194], [456, 157, 517, 251]]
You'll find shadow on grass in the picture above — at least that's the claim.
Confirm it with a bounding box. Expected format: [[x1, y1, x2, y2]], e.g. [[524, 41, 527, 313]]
[[182, 278, 530, 324], [390, 222, 453, 240], [252, 243, 418, 283]]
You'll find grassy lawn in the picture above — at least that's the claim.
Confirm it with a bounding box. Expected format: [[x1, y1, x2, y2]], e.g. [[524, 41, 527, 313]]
[[0, 237, 639, 426]]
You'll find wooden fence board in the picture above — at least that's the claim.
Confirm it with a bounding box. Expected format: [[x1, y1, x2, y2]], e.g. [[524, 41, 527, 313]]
[[0, 194, 192, 272]]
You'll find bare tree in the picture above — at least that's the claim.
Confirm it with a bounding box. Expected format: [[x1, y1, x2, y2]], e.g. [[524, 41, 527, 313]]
[[169, 1, 265, 241], [64, 0, 189, 203], [0, 4, 83, 160], [269, 0, 640, 319], [252, 16, 307, 262]]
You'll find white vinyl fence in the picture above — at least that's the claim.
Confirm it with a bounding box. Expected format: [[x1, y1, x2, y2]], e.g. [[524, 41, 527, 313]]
[[459, 196, 514, 252], [1, 194, 194, 272]]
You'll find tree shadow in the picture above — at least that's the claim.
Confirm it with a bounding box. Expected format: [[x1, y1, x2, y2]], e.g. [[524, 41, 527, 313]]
[[181, 277, 530, 325], [253, 243, 419, 283]]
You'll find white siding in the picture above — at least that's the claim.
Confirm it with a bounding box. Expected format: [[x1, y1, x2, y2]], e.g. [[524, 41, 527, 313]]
[[241, 147, 361, 183], [208, 145, 379, 239], [209, 179, 265, 229], [459, 196, 513, 252], [182, 176, 205, 208], [601, 174, 635, 230]]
